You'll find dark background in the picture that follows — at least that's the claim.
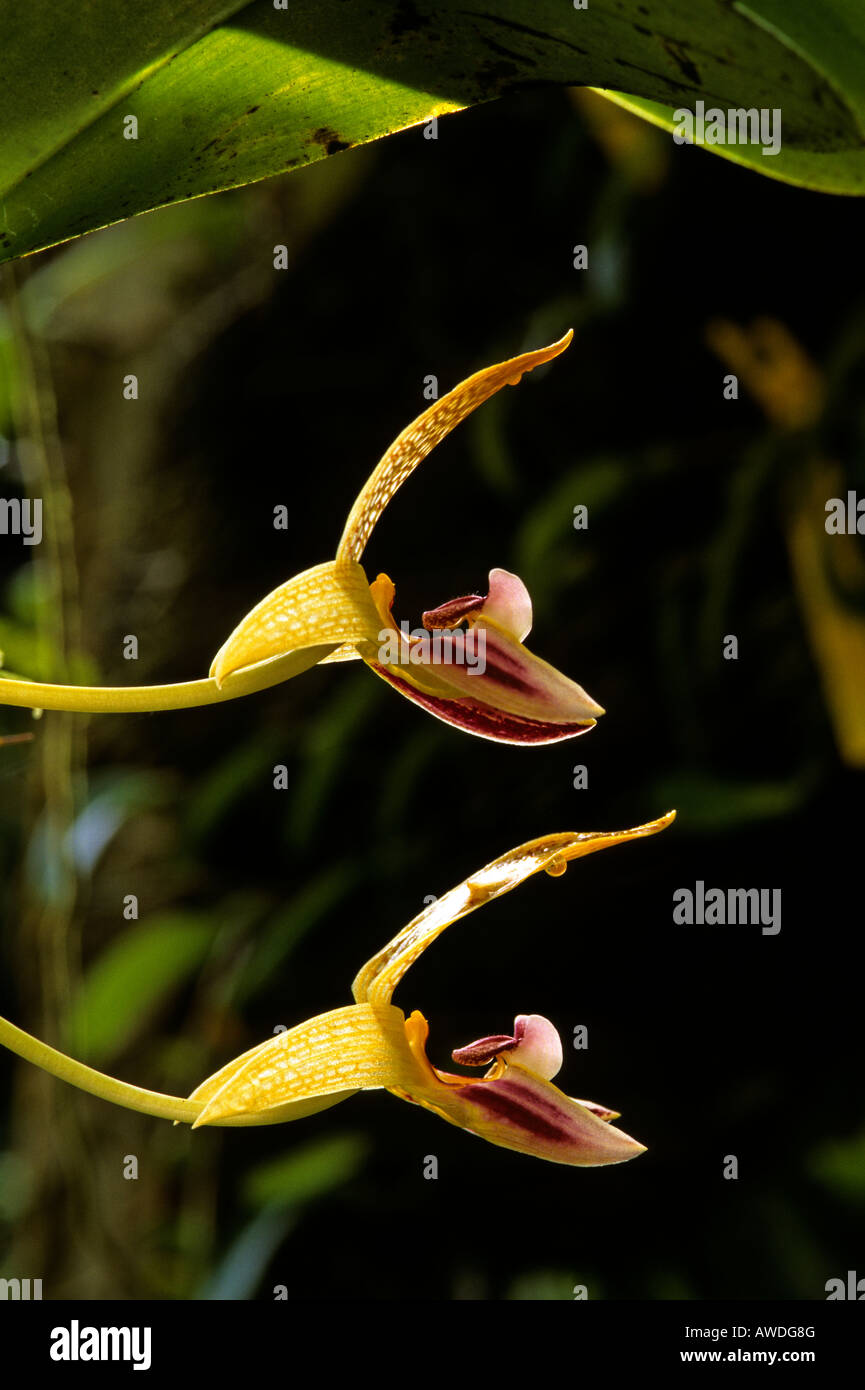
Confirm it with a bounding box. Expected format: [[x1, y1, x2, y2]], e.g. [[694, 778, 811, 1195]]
[[1, 86, 863, 1300]]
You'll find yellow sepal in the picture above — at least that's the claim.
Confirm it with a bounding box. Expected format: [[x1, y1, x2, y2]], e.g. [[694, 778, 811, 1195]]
[[189, 1002, 414, 1127], [210, 559, 383, 687], [336, 331, 574, 564], [353, 812, 676, 1006]]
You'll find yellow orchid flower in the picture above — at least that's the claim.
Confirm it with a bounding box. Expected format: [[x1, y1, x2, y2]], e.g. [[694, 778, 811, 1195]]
[[0, 811, 674, 1165], [0, 331, 602, 743]]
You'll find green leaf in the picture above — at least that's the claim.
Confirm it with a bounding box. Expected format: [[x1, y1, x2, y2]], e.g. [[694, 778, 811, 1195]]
[[230, 862, 360, 1006], [599, 1, 865, 195], [2, 1, 865, 266], [506, 1268, 585, 1301], [64, 912, 217, 1064], [809, 1129, 865, 1205], [241, 1132, 368, 1210], [240, 1134, 369, 1212], [198, 1133, 367, 1299], [649, 769, 817, 832], [513, 459, 627, 612], [198, 1208, 294, 1301]]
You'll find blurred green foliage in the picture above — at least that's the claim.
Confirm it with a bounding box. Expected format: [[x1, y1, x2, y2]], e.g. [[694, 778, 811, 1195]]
[[0, 83, 863, 1302]]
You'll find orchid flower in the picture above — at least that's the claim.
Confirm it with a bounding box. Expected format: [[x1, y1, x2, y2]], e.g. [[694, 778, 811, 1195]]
[[0, 811, 674, 1165], [0, 331, 602, 744]]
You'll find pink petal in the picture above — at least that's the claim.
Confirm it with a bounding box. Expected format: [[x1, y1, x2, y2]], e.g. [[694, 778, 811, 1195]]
[[511, 1015, 563, 1079], [451, 1015, 563, 1080], [478, 569, 533, 641]]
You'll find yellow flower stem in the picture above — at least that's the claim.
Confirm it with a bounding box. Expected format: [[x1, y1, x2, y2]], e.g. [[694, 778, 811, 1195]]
[[0, 1013, 198, 1123], [0, 646, 330, 714]]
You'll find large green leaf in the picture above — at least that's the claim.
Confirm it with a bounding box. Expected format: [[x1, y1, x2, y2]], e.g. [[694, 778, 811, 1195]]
[[600, 0, 865, 194], [2, 1, 865, 267]]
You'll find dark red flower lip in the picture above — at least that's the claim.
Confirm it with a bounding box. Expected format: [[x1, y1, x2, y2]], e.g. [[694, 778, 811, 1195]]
[[370, 665, 597, 745]]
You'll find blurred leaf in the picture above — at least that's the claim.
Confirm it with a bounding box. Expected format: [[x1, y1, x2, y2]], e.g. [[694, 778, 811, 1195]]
[[786, 463, 865, 767], [514, 459, 626, 610], [185, 729, 283, 842], [645, 1269, 696, 1299], [0, 310, 19, 435], [65, 912, 217, 1064], [0, 1150, 33, 1222], [809, 1129, 865, 1205], [761, 1194, 828, 1299], [2, 0, 865, 267], [67, 769, 175, 874], [242, 1132, 367, 1211], [650, 769, 817, 832], [198, 1134, 367, 1300], [373, 729, 442, 835], [705, 318, 824, 432], [1, 566, 100, 686], [571, 88, 670, 194], [230, 862, 360, 1006], [507, 1269, 593, 1300], [469, 393, 520, 497], [286, 677, 379, 850], [0, 615, 55, 684], [198, 1207, 294, 1302]]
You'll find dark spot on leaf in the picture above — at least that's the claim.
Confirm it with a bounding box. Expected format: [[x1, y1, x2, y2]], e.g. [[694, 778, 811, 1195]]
[[661, 39, 701, 87], [246, 105, 260, 115], [312, 126, 351, 155], [633, 24, 651, 37]]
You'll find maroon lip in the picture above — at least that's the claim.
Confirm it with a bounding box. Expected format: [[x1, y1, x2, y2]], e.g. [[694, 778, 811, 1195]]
[[372, 666, 595, 745], [452, 1079, 576, 1146], [468, 639, 541, 698]]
